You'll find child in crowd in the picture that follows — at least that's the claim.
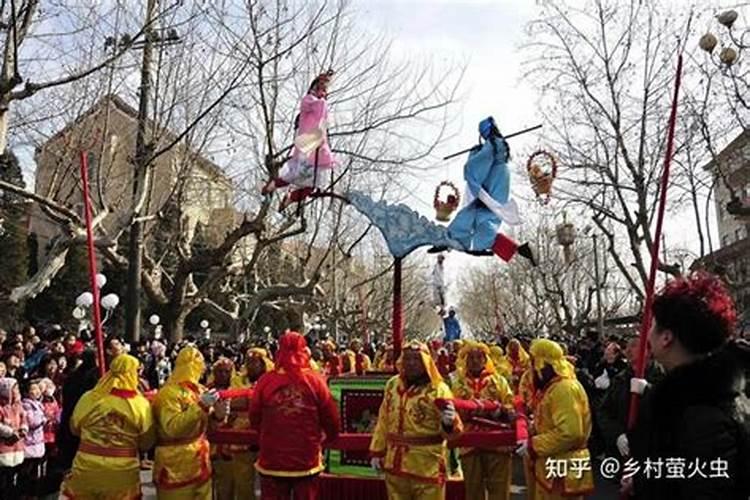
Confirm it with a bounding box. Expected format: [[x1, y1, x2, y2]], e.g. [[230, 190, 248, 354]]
[[0, 377, 27, 492], [38, 378, 59, 458], [20, 380, 46, 498]]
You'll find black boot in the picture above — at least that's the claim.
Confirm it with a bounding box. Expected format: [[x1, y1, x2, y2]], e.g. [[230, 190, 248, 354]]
[[465, 249, 494, 256], [517, 243, 537, 266], [427, 246, 449, 254]]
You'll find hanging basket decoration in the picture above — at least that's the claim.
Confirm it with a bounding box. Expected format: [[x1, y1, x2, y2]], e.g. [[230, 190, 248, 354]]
[[433, 181, 461, 222], [526, 150, 558, 204], [555, 219, 576, 264], [555, 222, 576, 247]]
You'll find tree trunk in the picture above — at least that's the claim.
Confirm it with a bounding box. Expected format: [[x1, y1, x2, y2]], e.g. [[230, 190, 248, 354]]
[[166, 306, 189, 343], [0, 100, 9, 153]]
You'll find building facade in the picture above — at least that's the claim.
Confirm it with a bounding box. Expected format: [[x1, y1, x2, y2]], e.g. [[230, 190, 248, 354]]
[[31, 95, 240, 259], [699, 130, 750, 331]]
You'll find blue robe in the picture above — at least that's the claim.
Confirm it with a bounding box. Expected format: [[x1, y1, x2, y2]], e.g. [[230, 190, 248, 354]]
[[443, 315, 462, 343], [447, 138, 511, 251]]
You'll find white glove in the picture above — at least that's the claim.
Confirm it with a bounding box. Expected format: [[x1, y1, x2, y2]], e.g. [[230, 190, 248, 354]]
[[630, 377, 649, 395], [594, 371, 610, 390], [441, 402, 456, 427], [616, 433, 630, 456], [200, 389, 219, 408], [515, 439, 529, 457], [370, 456, 383, 472]]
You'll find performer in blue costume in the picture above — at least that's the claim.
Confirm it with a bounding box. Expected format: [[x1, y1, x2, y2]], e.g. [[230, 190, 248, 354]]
[[430, 117, 535, 264]]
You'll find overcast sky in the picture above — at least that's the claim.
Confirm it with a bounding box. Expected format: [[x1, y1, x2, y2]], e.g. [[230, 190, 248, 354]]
[[347, 0, 721, 310], [350, 0, 547, 304]]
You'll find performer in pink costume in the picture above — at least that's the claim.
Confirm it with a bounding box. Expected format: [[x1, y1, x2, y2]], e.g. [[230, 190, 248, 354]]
[[262, 70, 336, 210]]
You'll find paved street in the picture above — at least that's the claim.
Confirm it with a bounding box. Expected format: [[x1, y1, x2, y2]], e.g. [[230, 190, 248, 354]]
[[141, 458, 620, 499]]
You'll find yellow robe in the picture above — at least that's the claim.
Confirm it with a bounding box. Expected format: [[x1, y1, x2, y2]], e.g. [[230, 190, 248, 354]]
[[153, 381, 212, 497], [530, 377, 594, 498], [62, 390, 154, 500], [452, 371, 514, 500], [518, 369, 538, 500], [213, 373, 257, 500], [369, 375, 461, 485]]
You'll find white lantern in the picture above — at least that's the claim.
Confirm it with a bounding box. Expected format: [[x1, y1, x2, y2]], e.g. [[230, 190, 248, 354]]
[[76, 292, 94, 308], [95, 273, 107, 289], [200, 320, 209, 329], [72, 307, 86, 320], [101, 293, 120, 310], [149, 314, 160, 326], [263, 326, 271, 333]]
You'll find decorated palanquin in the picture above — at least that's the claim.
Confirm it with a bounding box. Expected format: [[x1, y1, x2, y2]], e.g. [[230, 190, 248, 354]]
[[327, 374, 392, 477]]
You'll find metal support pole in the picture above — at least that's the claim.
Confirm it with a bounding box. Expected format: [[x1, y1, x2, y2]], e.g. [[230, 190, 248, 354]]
[[593, 234, 604, 337], [392, 257, 403, 362], [125, 0, 157, 342]]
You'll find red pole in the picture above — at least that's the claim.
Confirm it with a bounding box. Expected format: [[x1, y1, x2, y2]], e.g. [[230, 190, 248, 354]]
[[79, 151, 107, 377], [392, 257, 403, 362], [626, 54, 683, 430]]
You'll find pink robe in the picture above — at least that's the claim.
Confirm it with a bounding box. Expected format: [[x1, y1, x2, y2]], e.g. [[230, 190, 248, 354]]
[[278, 94, 335, 188]]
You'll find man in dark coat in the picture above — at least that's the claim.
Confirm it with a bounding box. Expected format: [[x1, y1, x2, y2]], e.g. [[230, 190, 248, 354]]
[[625, 273, 750, 500], [597, 335, 662, 459]]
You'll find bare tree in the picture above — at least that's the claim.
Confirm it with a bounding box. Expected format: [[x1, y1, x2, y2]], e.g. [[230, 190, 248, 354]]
[[458, 215, 632, 339], [2, 0, 461, 341], [523, 0, 705, 299]]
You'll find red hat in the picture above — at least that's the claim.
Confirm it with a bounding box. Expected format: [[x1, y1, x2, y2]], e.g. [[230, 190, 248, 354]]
[[276, 330, 311, 376]]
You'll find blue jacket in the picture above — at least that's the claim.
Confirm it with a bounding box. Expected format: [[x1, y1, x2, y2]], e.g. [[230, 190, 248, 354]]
[[443, 315, 462, 342]]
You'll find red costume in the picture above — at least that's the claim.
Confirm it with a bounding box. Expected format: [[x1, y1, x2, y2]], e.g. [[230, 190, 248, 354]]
[[436, 349, 451, 379], [249, 332, 340, 500]]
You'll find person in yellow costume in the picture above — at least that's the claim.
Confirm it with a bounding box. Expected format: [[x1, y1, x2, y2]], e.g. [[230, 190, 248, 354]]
[[517, 339, 593, 500], [350, 339, 373, 374], [506, 339, 530, 391], [369, 341, 463, 500], [517, 367, 538, 500], [339, 349, 357, 375], [219, 348, 275, 500], [489, 345, 513, 381], [451, 341, 515, 500], [374, 344, 396, 371], [206, 357, 238, 500], [61, 354, 155, 500], [153, 346, 225, 499]]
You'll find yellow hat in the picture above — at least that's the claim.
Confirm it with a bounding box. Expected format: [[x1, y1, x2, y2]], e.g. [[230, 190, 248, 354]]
[[397, 340, 443, 388], [489, 345, 513, 378], [456, 340, 495, 377], [247, 347, 274, 373], [165, 346, 205, 386], [92, 353, 139, 398], [507, 338, 530, 365], [529, 339, 575, 379]]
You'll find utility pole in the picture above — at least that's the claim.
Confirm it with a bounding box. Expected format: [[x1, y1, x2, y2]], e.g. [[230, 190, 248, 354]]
[[125, 0, 157, 342], [593, 234, 605, 337], [332, 198, 340, 343]]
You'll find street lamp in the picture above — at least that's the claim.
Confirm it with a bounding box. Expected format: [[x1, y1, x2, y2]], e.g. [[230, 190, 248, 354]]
[[583, 225, 605, 336], [149, 314, 161, 339]]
